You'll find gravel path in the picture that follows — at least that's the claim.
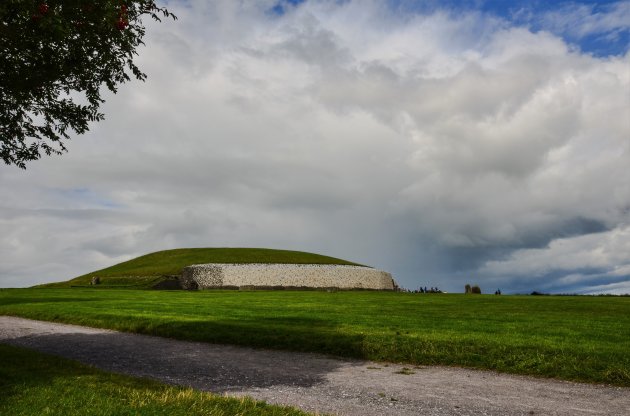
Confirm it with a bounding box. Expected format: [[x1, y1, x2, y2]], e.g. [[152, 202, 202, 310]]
[[1, 316, 628, 416]]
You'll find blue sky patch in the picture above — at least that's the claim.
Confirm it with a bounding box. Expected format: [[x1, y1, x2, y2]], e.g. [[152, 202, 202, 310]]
[[271, 0, 629, 56], [55, 188, 122, 209]]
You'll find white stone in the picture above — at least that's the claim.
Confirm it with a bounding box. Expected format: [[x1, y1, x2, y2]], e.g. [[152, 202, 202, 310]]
[[180, 263, 396, 290]]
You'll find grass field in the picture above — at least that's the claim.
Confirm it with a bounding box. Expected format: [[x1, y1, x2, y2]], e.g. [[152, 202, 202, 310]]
[[1, 289, 628, 386], [37, 248, 364, 288], [0, 343, 311, 416]]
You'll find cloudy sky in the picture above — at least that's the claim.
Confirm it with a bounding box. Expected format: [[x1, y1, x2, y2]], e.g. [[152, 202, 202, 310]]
[[1, 0, 629, 294]]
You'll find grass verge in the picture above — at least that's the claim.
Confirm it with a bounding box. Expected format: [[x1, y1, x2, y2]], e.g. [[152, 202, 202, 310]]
[[0, 343, 313, 416], [1, 289, 629, 386]]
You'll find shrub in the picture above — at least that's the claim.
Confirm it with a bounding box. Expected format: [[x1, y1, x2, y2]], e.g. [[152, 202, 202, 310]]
[[471, 285, 481, 294]]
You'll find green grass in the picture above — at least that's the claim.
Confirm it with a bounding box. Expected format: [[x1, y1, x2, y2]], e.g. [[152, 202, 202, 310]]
[[37, 248, 364, 288], [0, 343, 313, 416], [66, 275, 172, 289], [1, 289, 629, 386]]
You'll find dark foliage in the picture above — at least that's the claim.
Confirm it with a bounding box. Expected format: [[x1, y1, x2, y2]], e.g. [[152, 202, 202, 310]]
[[0, 0, 175, 168]]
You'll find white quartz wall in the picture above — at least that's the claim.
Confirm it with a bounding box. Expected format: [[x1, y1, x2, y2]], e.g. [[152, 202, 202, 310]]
[[180, 264, 396, 290]]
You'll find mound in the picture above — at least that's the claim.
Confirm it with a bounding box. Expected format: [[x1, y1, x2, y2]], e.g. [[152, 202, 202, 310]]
[[37, 248, 365, 288]]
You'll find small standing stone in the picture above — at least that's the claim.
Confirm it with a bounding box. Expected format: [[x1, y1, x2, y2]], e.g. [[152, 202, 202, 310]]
[[91, 276, 100, 285]]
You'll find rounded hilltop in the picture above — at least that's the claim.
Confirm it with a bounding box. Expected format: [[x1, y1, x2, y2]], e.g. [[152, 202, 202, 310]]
[[38, 248, 397, 290]]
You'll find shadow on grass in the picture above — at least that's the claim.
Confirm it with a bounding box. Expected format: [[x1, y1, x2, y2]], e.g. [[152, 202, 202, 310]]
[[0, 296, 99, 307], [1, 317, 366, 395], [0, 343, 98, 408], [147, 316, 368, 360]]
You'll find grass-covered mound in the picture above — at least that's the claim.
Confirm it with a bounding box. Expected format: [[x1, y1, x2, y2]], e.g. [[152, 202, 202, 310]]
[[38, 248, 364, 288]]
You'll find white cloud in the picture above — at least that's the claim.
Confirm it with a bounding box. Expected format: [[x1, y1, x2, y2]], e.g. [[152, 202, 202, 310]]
[[579, 280, 630, 295], [481, 225, 630, 278], [0, 1, 628, 292], [538, 1, 630, 40]]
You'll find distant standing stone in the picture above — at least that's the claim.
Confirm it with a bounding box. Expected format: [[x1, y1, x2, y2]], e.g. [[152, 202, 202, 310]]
[[91, 276, 100, 285]]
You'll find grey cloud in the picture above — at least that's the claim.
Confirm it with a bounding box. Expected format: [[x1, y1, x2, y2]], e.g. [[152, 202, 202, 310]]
[[275, 15, 351, 66]]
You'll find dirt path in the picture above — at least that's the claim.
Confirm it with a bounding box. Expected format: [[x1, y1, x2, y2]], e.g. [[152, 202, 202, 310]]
[[1, 316, 628, 416]]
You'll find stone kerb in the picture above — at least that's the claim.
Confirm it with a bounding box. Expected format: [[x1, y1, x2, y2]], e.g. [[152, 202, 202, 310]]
[[180, 263, 396, 290], [180, 264, 223, 290]]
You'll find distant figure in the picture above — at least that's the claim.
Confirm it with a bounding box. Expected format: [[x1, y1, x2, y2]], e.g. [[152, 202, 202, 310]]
[[419, 287, 424, 293], [497, 289, 502, 295]]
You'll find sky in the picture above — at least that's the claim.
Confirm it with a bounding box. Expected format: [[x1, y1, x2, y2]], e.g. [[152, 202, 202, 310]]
[[1, 0, 629, 294]]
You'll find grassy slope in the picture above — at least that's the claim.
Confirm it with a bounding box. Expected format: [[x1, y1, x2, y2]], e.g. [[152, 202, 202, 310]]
[[1, 289, 629, 386], [0, 344, 311, 416], [38, 248, 364, 288]]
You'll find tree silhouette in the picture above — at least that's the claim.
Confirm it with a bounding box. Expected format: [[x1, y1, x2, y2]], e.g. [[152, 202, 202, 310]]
[[1, 1, 176, 168]]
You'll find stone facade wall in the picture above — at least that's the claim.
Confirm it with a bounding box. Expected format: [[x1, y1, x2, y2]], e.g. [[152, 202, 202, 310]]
[[180, 264, 396, 290], [179, 264, 223, 290]]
